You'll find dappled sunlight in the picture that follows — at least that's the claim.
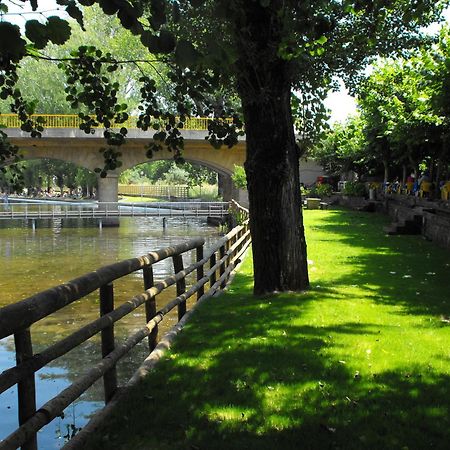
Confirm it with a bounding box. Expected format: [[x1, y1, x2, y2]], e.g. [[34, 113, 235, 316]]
[[84, 209, 450, 450], [304, 209, 450, 317]]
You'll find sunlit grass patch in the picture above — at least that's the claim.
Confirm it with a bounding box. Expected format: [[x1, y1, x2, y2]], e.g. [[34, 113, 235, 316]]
[[85, 208, 450, 450]]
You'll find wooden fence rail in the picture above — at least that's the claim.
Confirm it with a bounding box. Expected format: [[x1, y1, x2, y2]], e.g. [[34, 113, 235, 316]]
[[0, 201, 250, 450]]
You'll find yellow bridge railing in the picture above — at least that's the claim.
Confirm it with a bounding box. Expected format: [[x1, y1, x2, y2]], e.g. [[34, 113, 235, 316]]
[[0, 114, 233, 131]]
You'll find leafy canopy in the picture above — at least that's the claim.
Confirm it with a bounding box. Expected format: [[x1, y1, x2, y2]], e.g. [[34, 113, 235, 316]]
[[0, 0, 448, 187]]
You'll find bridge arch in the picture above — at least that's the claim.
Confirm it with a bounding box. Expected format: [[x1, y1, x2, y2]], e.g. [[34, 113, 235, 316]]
[[121, 157, 241, 202], [7, 133, 247, 203], [1, 157, 98, 197]]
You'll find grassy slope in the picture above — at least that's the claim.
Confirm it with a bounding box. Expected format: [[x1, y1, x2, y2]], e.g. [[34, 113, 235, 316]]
[[86, 209, 450, 450]]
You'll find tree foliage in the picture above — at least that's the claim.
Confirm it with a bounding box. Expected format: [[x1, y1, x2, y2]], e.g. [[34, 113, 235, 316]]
[[119, 160, 216, 187], [1, 0, 449, 293], [316, 32, 450, 187], [231, 164, 247, 190], [313, 115, 367, 178]]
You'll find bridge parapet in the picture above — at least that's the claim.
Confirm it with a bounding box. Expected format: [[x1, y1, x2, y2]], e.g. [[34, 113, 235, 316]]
[[0, 114, 232, 131]]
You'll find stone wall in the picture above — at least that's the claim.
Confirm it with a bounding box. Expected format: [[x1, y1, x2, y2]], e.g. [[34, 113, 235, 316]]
[[383, 197, 450, 250], [422, 210, 450, 250], [331, 194, 450, 251]]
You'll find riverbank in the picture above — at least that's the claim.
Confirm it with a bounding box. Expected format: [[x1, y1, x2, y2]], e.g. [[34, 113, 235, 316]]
[[84, 208, 450, 450]]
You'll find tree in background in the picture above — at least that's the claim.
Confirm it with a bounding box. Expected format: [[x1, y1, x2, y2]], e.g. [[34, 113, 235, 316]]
[[357, 57, 442, 183], [319, 38, 450, 190], [6, 159, 97, 195], [1, 0, 449, 294], [119, 160, 216, 189], [313, 116, 367, 180], [0, 4, 163, 114]]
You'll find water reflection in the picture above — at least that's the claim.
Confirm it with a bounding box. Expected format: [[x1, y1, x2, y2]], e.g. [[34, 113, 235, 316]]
[[0, 213, 221, 448]]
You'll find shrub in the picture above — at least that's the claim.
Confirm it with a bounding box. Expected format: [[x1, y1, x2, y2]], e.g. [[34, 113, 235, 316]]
[[231, 165, 247, 190], [342, 181, 367, 197], [315, 183, 333, 197]]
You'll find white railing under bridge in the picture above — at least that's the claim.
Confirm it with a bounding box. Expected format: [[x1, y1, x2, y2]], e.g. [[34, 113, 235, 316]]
[[0, 202, 229, 221]]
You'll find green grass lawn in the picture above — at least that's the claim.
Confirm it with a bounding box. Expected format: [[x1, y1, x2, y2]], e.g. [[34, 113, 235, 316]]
[[119, 196, 160, 202], [86, 208, 450, 450]]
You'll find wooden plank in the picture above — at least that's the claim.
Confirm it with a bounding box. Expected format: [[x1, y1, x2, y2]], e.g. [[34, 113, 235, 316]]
[[0, 252, 206, 394], [100, 284, 117, 403], [0, 238, 204, 340], [14, 329, 37, 450]]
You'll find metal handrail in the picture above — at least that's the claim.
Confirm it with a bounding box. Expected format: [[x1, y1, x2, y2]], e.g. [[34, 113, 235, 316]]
[[0, 201, 229, 220], [0, 114, 233, 131]]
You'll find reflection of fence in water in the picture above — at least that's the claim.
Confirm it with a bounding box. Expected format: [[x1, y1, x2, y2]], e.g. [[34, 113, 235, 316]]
[[0, 201, 250, 450]]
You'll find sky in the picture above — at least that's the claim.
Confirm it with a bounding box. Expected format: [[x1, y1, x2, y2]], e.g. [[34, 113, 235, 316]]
[[3, 0, 450, 124], [324, 81, 357, 124]]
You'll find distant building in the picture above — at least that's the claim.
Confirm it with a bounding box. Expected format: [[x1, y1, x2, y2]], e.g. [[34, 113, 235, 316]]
[[300, 158, 324, 186]]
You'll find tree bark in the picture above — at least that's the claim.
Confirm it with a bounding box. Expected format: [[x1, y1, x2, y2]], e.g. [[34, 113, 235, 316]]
[[383, 160, 389, 184], [234, 4, 309, 295]]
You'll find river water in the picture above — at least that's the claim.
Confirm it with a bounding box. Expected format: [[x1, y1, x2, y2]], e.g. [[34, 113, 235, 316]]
[[0, 201, 222, 448]]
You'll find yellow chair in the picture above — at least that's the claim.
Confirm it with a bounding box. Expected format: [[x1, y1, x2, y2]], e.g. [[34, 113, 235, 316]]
[[405, 181, 414, 194], [419, 181, 432, 198], [441, 181, 450, 200]]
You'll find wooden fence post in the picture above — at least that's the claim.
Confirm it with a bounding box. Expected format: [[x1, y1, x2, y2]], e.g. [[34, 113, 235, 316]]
[[219, 244, 227, 288], [143, 265, 158, 351], [99, 283, 117, 403], [196, 245, 204, 301], [210, 252, 217, 287], [14, 328, 37, 450], [172, 254, 186, 321]]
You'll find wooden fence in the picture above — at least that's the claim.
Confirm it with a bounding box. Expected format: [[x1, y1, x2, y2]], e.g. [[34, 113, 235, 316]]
[[0, 202, 250, 450], [118, 184, 189, 199]]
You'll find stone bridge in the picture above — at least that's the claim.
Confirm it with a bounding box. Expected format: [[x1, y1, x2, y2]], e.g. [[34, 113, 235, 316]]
[[1, 115, 323, 205]]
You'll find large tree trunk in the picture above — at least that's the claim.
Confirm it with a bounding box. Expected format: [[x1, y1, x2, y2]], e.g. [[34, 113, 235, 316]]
[[234, 4, 309, 295], [241, 90, 309, 294]]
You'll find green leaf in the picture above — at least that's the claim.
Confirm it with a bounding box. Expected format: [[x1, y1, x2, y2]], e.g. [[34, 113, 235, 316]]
[[190, 0, 206, 6], [46, 16, 71, 45], [118, 7, 137, 30], [0, 3, 8, 13], [66, 1, 85, 30], [158, 30, 176, 53], [141, 31, 160, 53], [149, 0, 167, 31], [175, 40, 199, 67], [98, 0, 119, 16], [0, 22, 27, 61], [172, 2, 180, 22], [25, 20, 49, 49]]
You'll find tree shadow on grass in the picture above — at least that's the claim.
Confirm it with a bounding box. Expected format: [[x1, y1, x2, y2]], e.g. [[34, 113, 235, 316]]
[[83, 209, 450, 450], [85, 266, 450, 450], [307, 209, 450, 317]]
